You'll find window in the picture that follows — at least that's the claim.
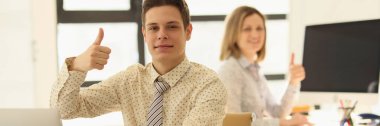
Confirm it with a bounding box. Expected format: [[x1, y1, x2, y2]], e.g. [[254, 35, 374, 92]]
[[63, 0, 130, 11], [57, 23, 138, 81], [57, 0, 290, 124], [186, 21, 224, 71], [181, 20, 289, 74], [57, 0, 143, 84], [187, 0, 289, 15], [261, 20, 289, 74]]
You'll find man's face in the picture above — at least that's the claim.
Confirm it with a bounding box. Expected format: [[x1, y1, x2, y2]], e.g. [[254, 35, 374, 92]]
[[142, 5, 192, 62]]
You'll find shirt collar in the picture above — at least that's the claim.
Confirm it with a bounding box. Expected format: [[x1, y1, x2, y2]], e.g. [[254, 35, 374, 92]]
[[148, 57, 191, 87], [237, 55, 260, 69]]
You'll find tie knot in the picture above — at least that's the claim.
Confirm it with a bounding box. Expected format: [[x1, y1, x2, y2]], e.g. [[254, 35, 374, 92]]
[[154, 77, 170, 93]]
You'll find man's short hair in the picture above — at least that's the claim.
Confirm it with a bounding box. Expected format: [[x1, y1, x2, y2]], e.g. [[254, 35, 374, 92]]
[[142, 0, 190, 28]]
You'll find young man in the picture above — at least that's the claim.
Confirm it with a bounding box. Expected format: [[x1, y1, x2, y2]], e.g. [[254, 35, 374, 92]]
[[50, 0, 227, 126]]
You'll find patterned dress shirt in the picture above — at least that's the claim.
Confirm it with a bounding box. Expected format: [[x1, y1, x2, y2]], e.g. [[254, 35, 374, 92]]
[[51, 57, 227, 126]]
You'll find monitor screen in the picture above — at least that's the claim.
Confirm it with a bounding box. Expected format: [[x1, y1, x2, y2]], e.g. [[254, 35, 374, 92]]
[[302, 19, 380, 93]]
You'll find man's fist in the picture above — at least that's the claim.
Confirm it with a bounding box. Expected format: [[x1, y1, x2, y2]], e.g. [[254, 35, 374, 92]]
[[69, 28, 111, 72]]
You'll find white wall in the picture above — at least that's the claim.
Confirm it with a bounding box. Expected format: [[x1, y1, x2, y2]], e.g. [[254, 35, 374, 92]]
[[289, 0, 380, 112], [0, 0, 57, 108], [0, 0, 34, 107], [31, 0, 58, 108]]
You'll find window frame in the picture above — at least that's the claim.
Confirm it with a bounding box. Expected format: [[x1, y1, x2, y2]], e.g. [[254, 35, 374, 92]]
[[56, 0, 287, 87]]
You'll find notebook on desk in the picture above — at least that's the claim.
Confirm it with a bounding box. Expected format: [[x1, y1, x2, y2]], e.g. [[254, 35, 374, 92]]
[[0, 108, 62, 126]]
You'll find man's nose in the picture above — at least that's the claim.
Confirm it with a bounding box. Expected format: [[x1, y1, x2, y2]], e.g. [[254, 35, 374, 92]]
[[158, 30, 168, 40]]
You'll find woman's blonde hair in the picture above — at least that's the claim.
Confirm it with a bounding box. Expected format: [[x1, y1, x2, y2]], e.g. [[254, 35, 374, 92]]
[[220, 6, 267, 62]]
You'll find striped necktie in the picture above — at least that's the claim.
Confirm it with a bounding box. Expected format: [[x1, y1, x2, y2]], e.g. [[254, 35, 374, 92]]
[[147, 77, 170, 126]]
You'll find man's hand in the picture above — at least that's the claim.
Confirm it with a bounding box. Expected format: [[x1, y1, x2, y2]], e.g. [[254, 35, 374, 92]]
[[70, 28, 111, 72]]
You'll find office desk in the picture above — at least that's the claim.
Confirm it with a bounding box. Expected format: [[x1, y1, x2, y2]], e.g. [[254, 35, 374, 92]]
[[308, 109, 379, 126]]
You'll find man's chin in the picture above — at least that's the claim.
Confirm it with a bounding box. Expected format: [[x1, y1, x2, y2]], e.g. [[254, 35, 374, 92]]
[[152, 54, 173, 61], [152, 54, 185, 62]]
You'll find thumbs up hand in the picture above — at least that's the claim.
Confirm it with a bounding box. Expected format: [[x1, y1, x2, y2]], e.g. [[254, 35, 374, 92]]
[[70, 28, 112, 72], [289, 53, 306, 85]]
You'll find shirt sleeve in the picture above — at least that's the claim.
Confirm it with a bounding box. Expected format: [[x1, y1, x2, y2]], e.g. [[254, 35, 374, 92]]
[[280, 84, 301, 116], [50, 58, 126, 119], [264, 82, 301, 118], [182, 76, 227, 126]]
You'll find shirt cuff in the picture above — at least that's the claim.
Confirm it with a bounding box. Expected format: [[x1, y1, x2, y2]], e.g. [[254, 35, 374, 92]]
[[64, 57, 86, 76], [62, 57, 87, 86], [287, 84, 301, 93]]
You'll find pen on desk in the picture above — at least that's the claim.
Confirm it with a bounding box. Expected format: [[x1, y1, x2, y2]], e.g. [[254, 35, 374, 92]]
[[346, 101, 358, 116], [340, 99, 354, 126], [345, 101, 358, 126], [352, 101, 358, 109], [340, 99, 345, 109]]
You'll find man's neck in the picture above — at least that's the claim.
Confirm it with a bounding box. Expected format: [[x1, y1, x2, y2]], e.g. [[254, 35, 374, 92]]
[[152, 56, 185, 75]]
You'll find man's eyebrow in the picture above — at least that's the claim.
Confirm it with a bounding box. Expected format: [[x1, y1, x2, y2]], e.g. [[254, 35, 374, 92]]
[[167, 21, 180, 25], [145, 21, 180, 26], [146, 23, 158, 26]]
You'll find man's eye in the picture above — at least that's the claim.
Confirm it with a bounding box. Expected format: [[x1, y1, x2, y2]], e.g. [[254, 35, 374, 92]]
[[148, 26, 158, 31], [168, 25, 178, 29]]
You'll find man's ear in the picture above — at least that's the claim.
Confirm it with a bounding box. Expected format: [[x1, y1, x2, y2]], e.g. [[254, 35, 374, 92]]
[[185, 23, 193, 41]]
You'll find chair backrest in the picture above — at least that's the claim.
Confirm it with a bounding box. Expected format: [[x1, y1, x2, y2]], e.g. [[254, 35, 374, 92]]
[[223, 112, 252, 126]]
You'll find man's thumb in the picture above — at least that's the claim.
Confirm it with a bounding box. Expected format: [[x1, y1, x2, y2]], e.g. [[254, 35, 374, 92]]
[[93, 28, 104, 45]]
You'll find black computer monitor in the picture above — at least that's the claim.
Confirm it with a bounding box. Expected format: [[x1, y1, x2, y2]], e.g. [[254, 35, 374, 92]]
[[301, 19, 380, 93]]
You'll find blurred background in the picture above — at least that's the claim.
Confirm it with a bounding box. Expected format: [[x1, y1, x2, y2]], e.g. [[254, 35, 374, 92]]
[[1, 0, 379, 125]]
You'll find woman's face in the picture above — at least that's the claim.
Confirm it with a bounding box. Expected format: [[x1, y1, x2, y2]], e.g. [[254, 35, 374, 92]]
[[237, 14, 266, 59]]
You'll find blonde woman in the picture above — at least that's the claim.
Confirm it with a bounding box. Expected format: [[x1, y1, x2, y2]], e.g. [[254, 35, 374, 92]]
[[218, 6, 310, 126]]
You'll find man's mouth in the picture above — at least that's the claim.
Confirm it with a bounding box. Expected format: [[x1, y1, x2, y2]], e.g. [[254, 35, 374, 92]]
[[154, 44, 174, 48]]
